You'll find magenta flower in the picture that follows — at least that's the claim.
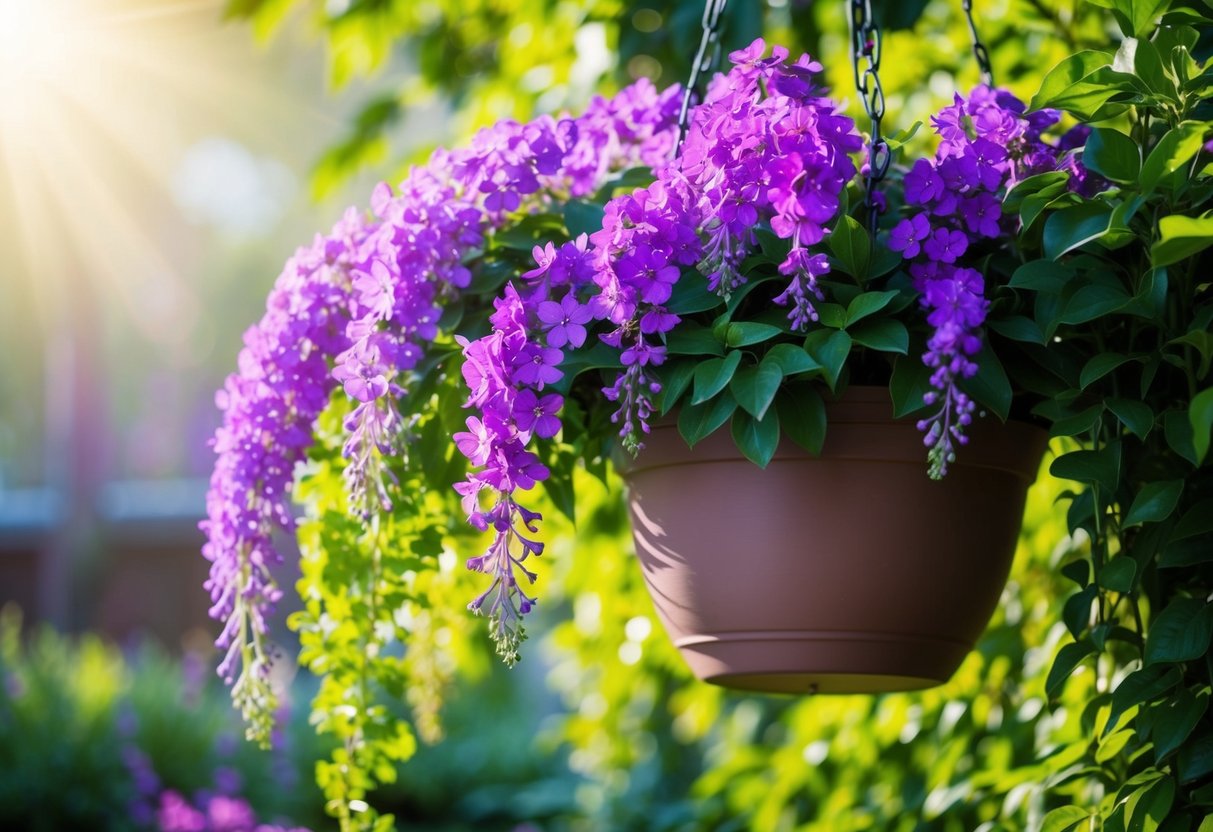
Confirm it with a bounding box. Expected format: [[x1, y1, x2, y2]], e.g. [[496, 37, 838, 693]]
[[513, 389, 563, 439]]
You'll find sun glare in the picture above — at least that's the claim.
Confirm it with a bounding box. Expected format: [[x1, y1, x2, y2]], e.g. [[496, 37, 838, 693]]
[[0, 0, 327, 352]]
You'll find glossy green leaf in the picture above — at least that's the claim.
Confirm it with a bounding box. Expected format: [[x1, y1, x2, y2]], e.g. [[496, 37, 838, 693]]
[[1140, 122, 1207, 193], [1165, 409, 1199, 466], [1029, 50, 1114, 113], [764, 343, 820, 376], [1079, 353, 1138, 389], [1084, 127, 1141, 183], [845, 290, 899, 325], [890, 355, 932, 417], [849, 319, 909, 354], [1145, 598, 1213, 665], [1050, 443, 1122, 493], [563, 200, 605, 239], [1191, 387, 1213, 464], [1009, 259, 1075, 292], [731, 409, 780, 468], [1040, 806, 1093, 832], [725, 322, 783, 348], [667, 274, 723, 315], [666, 323, 724, 356], [776, 384, 827, 455], [1153, 687, 1209, 761], [828, 214, 871, 279], [657, 360, 697, 416], [1124, 479, 1184, 526], [1108, 666, 1183, 734], [1047, 641, 1095, 698], [805, 329, 852, 390], [1098, 556, 1138, 592], [1059, 282, 1132, 324], [678, 391, 738, 447], [1152, 214, 1213, 267], [962, 344, 1012, 422], [692, 350, 742, 404], [730, 360, 782, 420], [1044, 202, 1115, 260]]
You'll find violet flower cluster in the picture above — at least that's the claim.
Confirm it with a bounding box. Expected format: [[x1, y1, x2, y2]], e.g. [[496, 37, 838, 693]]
[[454, 40, 859, 657], [204, 79, 681, 711], [889, 86, 1083, 477], [157, 791, 309, 832]]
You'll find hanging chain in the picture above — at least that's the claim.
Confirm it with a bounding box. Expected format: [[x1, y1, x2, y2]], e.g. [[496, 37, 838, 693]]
[[961, 0, 995, 86], [677, 0, 729, 148], [849, 0, 889, 237]]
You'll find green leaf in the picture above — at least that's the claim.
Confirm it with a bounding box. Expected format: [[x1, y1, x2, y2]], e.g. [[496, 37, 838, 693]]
[[666, 323, 724, 357], [1084, 127, 1142, 183], [890, 355, 932, 417], [1047, 641, 1095, 698], [1098, 556, 1138, 592], [1172, 330, 1213, 380], [1179, 732, 1213, 788], [1080, 353, 1138, 389], [667, 274, 723, 315], [1153, 687, 1209, 761], [657, 360, 697, 416], [1005, 170, 1071, 213], [1064, 585, 1097, 636], [1050, 443, 1122, 493], [845, 290, 899, 325], [725, 322, 783, 348], [1152, 214, 1213, 267], [1030, 50, 1114, 112], [1172, 498, 1213, 540], [1108, 666, 1183, 733], [678, 391, 737, 447], [1044, 202, 1115, 260], [692, 351, 742, 404], [1108, 397, 1155, 439], [730, 360, 783, 420], [1145, 598, 1213, 665], [1165, 409, 1199, 466], [1103, 0, 1173, 37], [1191, 387, 1213, 464], [828, 214, 871, 279], [1009, 259, 1076, 292], [1059, 282, 1132, 324], [961, 344, 1012, 422], [1049, 404, 1105, 438], [1140, 122, 1207, 194], [849, 319, 909, 354], [563, 200, 605, 239], [1124, 480, 1184, 526], [776, 384, 827, 455], [1041, 806, 1093, 832], [764, 343, 820, 376], [805, 329, 852, 390], [731, 409, 780, 468]]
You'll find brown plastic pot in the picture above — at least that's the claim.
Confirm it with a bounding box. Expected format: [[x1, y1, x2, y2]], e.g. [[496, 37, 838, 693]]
[[622, 386, 1047, 694]]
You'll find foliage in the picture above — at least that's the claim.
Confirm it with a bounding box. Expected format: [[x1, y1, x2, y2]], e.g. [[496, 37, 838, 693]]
[[0, 608, 326, 832], [207, 2, 1213, 831]]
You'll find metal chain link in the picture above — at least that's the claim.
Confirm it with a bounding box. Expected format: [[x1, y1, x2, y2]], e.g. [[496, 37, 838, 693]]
[[677, 0, 730, 148], [961, 0, 995, 86], [849, 0, 890, 236]]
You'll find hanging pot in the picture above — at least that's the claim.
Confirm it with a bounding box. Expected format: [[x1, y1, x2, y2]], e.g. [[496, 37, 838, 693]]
[[622, 386, 1047, 694]]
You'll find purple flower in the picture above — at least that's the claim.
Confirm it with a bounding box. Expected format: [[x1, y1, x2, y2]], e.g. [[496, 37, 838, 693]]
[[904, 159, 943, 205], [536, 294, 592, 348], [923, 227, 969, 263], [512, 389, 563, 439], [888, 214, 932, 259], [959, 193, 1002, 239]]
